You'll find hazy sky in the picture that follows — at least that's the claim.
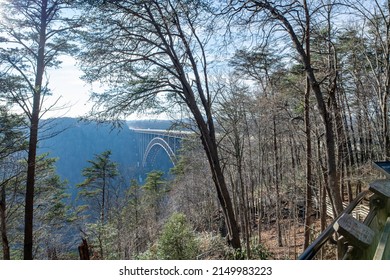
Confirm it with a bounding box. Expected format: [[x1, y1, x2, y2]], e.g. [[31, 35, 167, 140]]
[[0, 1, 165, 121], [45, 56, 168, 120], [44, 56, 92, 119]]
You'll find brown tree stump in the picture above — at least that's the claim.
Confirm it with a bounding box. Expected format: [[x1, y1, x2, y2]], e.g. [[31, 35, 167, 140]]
[[78, 238, 90, 260]]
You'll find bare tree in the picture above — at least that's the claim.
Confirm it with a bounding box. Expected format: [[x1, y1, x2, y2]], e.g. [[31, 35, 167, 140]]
[[345, 0, 390, 159], [77, 0, 241, 249], [224, 0, 344, 217], [216, 78, 253, 257]]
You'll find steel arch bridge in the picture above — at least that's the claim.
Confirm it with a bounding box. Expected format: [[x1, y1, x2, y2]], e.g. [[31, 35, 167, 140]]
[[143, 137, 176, 167], [131, 128, 191, 168]]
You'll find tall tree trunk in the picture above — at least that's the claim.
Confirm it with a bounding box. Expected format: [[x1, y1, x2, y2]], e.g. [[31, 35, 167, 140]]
[[317, 128, 328, 259], [303, 32, 343, 218], [0, 185, 10, 260], [273, 115, 283, 247], [24, 0, 48, 260], [189, 100, 241, 249], [237, 145, 250, 258], [303, 0, 313, 250], [384, 2, 390, 159], [257, 120, 264, 244], [382, 97, 389, 159], [303, 76, 313, 250], [101, 174, 106, 224], [172, 23, 242, 249]]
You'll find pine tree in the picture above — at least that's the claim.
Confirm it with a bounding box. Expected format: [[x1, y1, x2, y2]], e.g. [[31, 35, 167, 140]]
[[0, 0, 77, 259], [77, 150, 119, 224], [0, 106, 26, 260]]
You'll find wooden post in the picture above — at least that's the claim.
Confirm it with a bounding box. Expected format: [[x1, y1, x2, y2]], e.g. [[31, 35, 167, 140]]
[[333, 214, 374, 249]]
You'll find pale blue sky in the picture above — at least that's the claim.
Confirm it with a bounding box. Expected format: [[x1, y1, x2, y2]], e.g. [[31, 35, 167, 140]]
[[46, 56, 170, 120], [45, 55, 92, 119]]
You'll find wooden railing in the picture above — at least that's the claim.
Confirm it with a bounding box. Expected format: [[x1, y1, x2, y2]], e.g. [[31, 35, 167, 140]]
[[299, 190, 370, 260], [300, 162, 390, 260]]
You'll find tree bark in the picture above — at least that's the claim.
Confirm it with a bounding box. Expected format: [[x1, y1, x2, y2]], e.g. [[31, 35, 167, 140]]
[[0, 185, 10, 260], [195, 112, 241, 249], [175, 38, 241, 249], [303, 0, 313, 250], [184, 89, 240, 249], [272, 115, 283, 247], [78, 238, 90, 260], [303, 76, 313, 250]]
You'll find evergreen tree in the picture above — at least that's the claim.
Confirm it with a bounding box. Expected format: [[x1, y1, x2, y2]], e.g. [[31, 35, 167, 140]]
[[77, 150, 119, 259], [0, 106, 26, 260], [33, 155, 73, 259], [77, 150, 119, 224], [121, 179, 144, 258], [157, 212, 198, 260], [143, 171, 168, 224], [0, 0, 77, 259]]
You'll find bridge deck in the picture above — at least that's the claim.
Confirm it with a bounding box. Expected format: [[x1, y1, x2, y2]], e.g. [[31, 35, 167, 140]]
[[132, 127, 191, 168], [130, 128, 193, 138]]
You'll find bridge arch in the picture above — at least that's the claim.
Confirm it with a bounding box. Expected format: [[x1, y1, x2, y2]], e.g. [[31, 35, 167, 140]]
[[142, 137, 177, 167]]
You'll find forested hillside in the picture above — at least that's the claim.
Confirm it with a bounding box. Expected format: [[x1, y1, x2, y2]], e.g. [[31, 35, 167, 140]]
[[38, 118, 139, 198], [1, 0, 390, 260]]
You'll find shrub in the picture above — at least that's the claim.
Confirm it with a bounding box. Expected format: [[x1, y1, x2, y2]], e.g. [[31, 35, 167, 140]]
[[157, 213, 198, 260]]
